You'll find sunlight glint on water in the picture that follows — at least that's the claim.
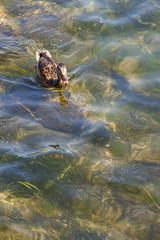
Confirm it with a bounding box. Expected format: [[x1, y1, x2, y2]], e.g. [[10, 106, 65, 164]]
[[0, 0, 160, 239]]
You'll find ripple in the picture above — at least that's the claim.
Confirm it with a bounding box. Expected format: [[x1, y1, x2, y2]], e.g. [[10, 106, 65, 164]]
[[76, 2, 158, 27], [0, 0, 160, 238]]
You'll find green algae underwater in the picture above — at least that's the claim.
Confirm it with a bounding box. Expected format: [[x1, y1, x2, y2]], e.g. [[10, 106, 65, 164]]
[[0, 0, 160, 239]]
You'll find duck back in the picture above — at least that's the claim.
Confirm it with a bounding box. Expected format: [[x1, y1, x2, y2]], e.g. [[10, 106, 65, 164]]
[[36, 49, 68, 87], [36, 52, 58, 83]]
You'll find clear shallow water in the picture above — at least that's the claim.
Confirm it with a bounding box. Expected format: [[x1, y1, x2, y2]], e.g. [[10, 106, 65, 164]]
[[0, 0, 160, 239]]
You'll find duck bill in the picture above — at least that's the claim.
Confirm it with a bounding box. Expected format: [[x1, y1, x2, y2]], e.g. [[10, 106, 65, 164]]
[[63, 76, 69, 85], [65, 79, 69, 86]]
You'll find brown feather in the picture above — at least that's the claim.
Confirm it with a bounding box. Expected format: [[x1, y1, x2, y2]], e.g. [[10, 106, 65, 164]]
[[36, 49, 68, 87]]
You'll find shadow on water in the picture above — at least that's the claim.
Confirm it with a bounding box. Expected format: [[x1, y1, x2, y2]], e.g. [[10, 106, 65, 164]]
[[0, 0, 160, 239]]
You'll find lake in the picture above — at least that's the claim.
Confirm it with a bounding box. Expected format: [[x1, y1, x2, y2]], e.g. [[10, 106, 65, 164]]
[[0, 0, 160, 239]]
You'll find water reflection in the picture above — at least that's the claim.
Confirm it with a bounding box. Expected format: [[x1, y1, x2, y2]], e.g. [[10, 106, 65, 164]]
[[58, 89, 70, 106], [0, 0, 160, 239]]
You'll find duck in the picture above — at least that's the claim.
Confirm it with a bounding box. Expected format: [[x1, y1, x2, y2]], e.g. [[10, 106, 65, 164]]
[[36, 49, 68, 88]]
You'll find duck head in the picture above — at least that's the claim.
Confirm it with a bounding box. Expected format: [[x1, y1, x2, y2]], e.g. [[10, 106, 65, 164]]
[[57, 63, 68, 87]]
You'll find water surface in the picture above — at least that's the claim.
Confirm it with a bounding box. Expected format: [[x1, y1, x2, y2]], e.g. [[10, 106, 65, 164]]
[[0, 0, 160, 239]]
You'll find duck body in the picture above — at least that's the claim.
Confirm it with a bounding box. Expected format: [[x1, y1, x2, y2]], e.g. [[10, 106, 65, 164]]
[[36, 49, 68, 88]]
